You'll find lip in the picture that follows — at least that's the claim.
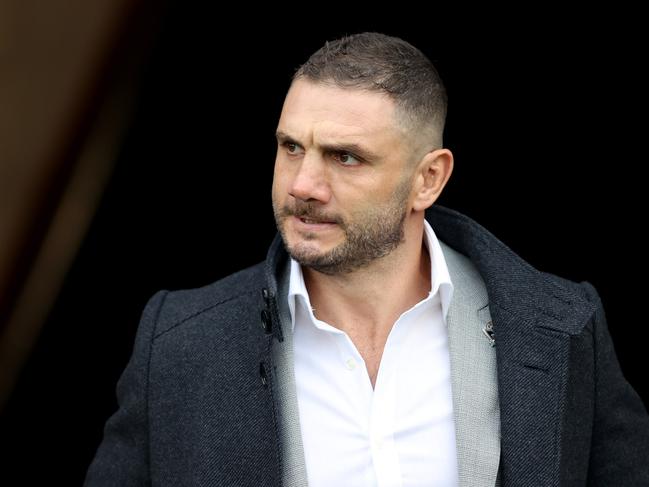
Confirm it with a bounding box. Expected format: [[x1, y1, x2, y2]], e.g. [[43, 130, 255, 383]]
[[291, 215, 338, 232]]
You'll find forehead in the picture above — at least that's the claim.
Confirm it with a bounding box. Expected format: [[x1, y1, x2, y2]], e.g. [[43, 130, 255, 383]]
[[277, 79, 402, 144]]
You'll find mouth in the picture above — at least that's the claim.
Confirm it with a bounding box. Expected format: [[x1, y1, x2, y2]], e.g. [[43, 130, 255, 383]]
[[298, 216, 334, 224], [292, 215, 338, 231]]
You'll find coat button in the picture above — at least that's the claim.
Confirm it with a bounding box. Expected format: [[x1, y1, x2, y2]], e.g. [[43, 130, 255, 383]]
[[261, 288, 270, 305], [259, 362, 268, 388], [260, 309, 272, 334]]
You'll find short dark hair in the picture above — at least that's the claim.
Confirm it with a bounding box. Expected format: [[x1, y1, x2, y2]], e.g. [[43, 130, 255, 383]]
[[294, 32, 447, 148]]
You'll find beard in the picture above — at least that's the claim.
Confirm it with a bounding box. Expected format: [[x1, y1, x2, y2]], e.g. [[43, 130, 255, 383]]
[[273, 179, 411, 275]]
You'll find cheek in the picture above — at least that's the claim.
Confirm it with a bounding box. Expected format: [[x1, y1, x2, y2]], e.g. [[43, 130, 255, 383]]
[[272, 160, 286, 195], [272, 171, 298, 214], [344, 186, 402, 219], [271, 179, 283, 209], [272, 169, 288, 202]]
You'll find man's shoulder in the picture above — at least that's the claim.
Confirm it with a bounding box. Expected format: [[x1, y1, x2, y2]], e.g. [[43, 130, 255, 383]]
[[538, 270, 598, 307], [152, 261, 266, 337]]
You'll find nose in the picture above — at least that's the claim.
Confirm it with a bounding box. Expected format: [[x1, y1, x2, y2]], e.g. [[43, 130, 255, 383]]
[[289, 155, 331, 203]]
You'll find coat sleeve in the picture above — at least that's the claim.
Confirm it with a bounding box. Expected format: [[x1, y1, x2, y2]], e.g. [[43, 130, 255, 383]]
[[581, 282, 649, 485], [84, 290, 168, 487]]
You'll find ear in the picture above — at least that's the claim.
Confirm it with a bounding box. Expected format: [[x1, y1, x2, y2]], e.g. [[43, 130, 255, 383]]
[[411, 148, 454, 212]]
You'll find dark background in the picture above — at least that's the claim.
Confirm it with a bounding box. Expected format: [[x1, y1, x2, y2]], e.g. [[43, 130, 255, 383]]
[[1, 7, 646, 485]]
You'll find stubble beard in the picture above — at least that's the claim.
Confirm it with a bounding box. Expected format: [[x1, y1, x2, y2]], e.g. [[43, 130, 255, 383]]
[[272, 180, 411, 275]]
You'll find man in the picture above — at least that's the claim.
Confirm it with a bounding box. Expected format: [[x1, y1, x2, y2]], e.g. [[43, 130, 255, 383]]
[[85, 32, 649, 486]]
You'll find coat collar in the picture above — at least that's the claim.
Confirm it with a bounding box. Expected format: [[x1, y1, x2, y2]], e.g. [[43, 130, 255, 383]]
[[426, 205, 595, 335], [264, 233, 288, 343]]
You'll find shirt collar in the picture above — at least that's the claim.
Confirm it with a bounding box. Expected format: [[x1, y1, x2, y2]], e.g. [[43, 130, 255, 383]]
[[287, 220, 454, 332]]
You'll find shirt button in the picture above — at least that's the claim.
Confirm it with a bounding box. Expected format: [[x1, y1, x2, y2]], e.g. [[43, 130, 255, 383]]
[[345, 358, 356, 370]]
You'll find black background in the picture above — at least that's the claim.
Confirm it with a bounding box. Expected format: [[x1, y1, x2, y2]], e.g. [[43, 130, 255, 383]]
[[1, 7, 646, 485]]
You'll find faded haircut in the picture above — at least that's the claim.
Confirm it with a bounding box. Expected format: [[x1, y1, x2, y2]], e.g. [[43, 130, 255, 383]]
[[294, 32, 447, 150]]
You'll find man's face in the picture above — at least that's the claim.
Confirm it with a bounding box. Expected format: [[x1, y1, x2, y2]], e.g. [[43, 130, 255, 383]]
[[272, 79, 415, 275]]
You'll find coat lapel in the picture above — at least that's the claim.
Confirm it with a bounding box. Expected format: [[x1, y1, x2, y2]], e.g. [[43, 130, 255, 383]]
[[491, 304, 572, 485], [428, 206, 595, 486], [442, 241, 501, 487], [270, 253, 310, 487]]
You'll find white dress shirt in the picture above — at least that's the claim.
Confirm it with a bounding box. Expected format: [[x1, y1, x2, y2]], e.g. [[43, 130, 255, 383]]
[[289, 220, 457, 487]]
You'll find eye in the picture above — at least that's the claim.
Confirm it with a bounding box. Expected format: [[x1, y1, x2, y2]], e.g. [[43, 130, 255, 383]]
[[282, 141, 303, 156], [333, 152, 361, 166]]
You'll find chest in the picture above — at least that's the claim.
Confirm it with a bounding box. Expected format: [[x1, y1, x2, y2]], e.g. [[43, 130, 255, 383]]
[[292, 300, 456, 487]]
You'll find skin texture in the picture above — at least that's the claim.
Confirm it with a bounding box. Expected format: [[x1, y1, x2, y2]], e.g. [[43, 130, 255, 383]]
[[272, 79, 454, 386]]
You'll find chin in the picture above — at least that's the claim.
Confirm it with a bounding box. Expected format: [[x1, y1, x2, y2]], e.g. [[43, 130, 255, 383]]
[[287, 239, 332, 262], [289, 239, 324, 256]]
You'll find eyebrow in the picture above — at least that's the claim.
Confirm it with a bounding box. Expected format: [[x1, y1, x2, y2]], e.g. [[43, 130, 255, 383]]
[[275, 130, 381, 162]]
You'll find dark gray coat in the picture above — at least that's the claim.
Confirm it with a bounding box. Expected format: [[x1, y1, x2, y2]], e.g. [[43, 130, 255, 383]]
[[85, 205, 649, 486]]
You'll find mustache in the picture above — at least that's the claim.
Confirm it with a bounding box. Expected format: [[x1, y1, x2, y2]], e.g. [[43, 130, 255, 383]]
[[280, 203, 342, 224]]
